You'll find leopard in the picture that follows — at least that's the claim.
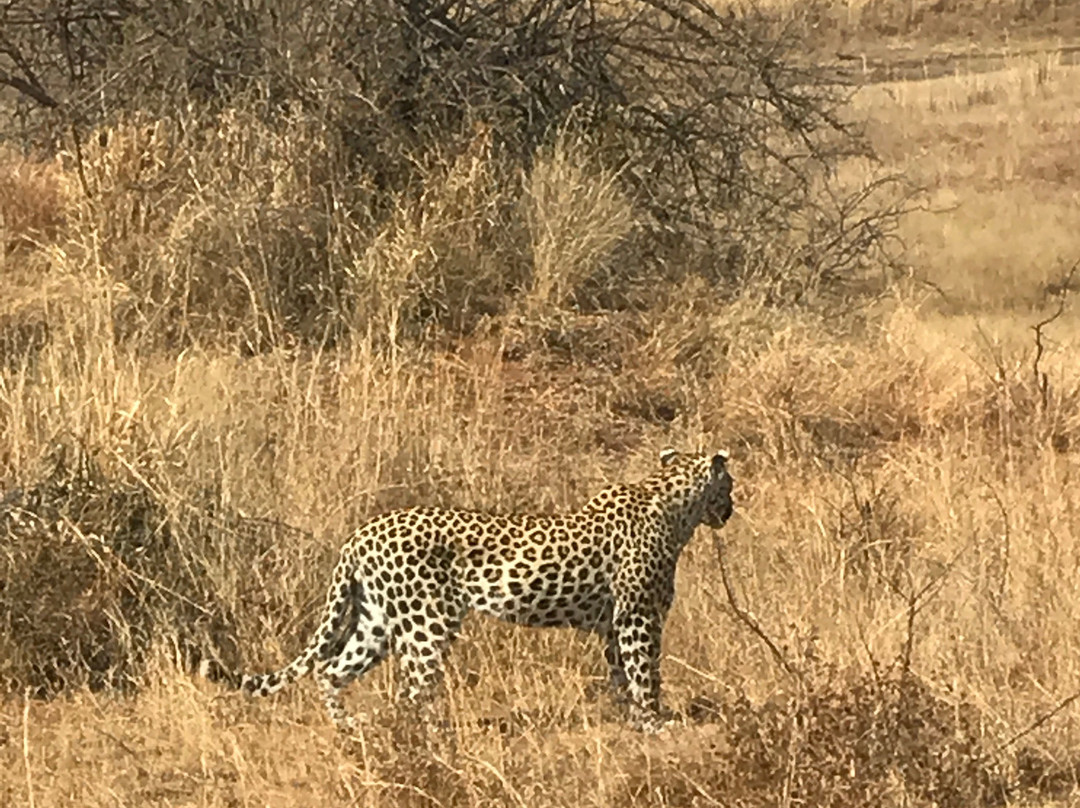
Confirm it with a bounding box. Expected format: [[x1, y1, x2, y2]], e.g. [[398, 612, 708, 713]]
[[235, 448, 734, 733]]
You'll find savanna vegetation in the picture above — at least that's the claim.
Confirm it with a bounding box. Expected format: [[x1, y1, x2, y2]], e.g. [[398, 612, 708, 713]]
[[1, 0, 1079, 805]]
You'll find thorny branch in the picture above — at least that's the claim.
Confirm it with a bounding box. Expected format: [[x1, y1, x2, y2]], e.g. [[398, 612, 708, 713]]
[[1032, 260, 1077, 413], [0, 0, 905, 301], [711, 527, 799, 679], [0, 64, 58, 107], [993, 690, 1080, 756]]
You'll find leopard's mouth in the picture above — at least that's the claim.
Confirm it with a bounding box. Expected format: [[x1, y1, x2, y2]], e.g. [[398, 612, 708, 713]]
[[705, 500, 733, 528]]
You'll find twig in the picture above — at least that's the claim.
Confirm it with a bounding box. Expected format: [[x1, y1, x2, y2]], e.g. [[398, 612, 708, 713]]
[[0, 65, 58, 108], [884, 536, 971, 677], [1032, 260, 1077, 414], [855, 618, 885, 694], [69, 120, 92, 200], [22, 691, 35, 808], [711, 528, 798, 678], [992, 689, 1080, 756], [666, 654, 729, 687], [673, 768, 726, 806], [984, 485, 1011, 610]]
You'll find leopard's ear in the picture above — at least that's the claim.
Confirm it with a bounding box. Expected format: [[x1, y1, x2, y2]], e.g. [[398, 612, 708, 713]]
[[659, 448, 679, 467], [711, 451, 729, 473]]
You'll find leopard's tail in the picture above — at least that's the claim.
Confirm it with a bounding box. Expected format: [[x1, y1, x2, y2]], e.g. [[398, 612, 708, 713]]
[[237, 559, 361, 697]]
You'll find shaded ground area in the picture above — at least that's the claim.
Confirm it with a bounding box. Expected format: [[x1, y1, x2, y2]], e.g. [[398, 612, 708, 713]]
[[790, 0, 1080, 82], [826, 41, 1080, 83], [803, 0, 1080, 52], [0, 440, 308, 695]]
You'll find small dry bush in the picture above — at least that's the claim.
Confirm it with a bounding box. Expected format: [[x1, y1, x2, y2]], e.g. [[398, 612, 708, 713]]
[[0, 148, 66, 255], [623, 676, 1006, 808], [0, 440, 239, 694], [350, 124, 530, 340], [524, 130, 636, 313], [60, 109, 361, 349]]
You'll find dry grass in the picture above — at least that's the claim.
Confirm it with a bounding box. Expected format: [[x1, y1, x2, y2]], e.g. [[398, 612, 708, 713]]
[[524, 130, 635, 313], [3, 28, 1080, 808], [858, 58, 1080, 311], [0, 147, 67, 256], [719, 0, 1080, 50]]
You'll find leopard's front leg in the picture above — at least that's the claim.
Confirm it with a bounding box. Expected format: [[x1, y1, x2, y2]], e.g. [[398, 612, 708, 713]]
[[612, 603, 675, 732]]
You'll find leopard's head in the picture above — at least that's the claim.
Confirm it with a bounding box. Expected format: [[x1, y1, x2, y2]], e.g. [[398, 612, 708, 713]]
[[659, 448, 734, 528]]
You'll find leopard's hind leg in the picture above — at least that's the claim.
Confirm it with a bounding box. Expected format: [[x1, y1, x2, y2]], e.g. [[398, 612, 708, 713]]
[[313, 584, 390, 731]]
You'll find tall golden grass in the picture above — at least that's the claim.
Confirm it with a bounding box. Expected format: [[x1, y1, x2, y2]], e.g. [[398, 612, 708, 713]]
[[2, 51, 1080, 808]]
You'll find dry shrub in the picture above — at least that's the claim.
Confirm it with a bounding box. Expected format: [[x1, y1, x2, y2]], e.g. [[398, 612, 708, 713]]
[[967, 344, 1080, 454], [674, 299, 1080, 464], [630, 298, 928, 462], [61, 109, 359, 349], [350, 124, 529, 340], [720, 327, 930, 460], [0, 148, 67, 254], [524, 131, 636, 312], [630, 675, 1009, 808], [0, 440, 240, 694], [826, 465, 919, 588]]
